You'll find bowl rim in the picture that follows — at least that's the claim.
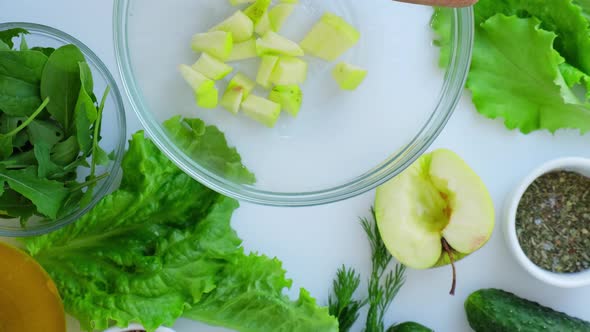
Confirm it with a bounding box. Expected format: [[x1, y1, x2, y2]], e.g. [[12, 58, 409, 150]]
[[0, 22, 127, 237], [503, 157, 590, 288], [113, 2, 473, 206]]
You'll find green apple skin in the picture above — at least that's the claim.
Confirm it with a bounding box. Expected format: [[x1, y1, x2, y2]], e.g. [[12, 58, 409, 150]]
[[374, 149, 495, 270]]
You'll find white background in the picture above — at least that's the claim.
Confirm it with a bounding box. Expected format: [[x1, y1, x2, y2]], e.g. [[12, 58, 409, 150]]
[[2, 1, 590, 332]]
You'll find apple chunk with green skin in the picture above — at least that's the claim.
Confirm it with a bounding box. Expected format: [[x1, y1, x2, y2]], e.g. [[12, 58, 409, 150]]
[[374, 149, 494, 294]]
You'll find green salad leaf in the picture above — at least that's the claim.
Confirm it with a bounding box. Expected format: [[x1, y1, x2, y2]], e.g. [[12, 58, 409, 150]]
[[468, 15, 590, 133], [432, 0, 590, 134], [164, 116, 256, 185], [474, 0, 590, 74], [185, 254, 338, 332], [0, 28, 28, 49], [26, 128, 335, 332], [40, 44, 85, 133]]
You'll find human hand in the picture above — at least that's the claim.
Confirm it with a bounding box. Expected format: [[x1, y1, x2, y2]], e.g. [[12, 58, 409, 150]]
[[396, 0, 477, 7]]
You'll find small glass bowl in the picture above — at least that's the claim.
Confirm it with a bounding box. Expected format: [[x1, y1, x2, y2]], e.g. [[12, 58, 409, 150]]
[[0, 22, 126, 237], [114, 1, 473, 206]]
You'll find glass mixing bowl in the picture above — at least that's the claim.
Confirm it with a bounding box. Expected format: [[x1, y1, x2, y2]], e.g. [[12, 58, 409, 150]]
[[0, 22, 127, 236], [114, 0, 473, 206]]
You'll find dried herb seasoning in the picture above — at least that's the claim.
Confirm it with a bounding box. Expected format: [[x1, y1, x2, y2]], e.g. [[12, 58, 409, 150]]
[[516, 170, 590, 273]]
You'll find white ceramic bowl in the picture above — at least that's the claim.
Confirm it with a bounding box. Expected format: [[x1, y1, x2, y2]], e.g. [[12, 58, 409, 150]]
[[504, 157, 590, 288]]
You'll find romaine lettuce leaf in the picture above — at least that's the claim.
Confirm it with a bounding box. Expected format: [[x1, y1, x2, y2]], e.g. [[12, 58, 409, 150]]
[[25, 126, 336, 332], [467, 15, 590, 133]]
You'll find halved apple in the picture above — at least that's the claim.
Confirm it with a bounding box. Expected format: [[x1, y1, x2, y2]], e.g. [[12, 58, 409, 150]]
[[374, 149, 494, 294]]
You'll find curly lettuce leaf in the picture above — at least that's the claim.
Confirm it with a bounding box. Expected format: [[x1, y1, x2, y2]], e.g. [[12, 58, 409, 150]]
[[575, 0, 590, 21], [185, 254, 338, 332], [26, 125, 336, 332], [474, 0, 590, 74], [467, 14, 590, 133], [163, 116, 256, 185], [431, 8, 453, 68], [26, 132, 242, 331]]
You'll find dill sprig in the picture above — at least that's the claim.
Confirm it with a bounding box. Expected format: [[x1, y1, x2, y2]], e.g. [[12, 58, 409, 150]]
[[362, 208, 407, 332], [329, 266, 367, 332], [328, 208, 407, 332]]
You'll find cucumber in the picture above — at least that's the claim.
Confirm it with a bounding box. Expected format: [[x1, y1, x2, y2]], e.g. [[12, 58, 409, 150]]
[[387, 322, 433, 332], [192, 53, 233, 80], [466, 289, 590, 332], [241, 94, 281, 127], [227, 39, 258, 62], [269, 4, 295, 32], [191, 31, 233, 61]]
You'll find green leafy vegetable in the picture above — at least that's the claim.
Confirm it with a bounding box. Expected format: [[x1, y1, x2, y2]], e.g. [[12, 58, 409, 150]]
[[0, 166, 67, 219], [0, 29, 113, 223], [40, 44, 85, 133], [468, 15, 590, 133], [432, 1, 590, 134], [26, 128, 335, 332], [0, 28, 28, 49], [164, 115, 256, 184]]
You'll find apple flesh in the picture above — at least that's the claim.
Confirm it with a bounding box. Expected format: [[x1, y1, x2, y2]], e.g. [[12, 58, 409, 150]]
[[374, 149, 494, 294]]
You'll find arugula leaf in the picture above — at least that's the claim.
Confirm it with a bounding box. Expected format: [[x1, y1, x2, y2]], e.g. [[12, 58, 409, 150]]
[[0, 189, 35, 222], [34, 143, 63, 178], [185, 254, 339, 332], [0, 28, 28, 49], [31, 46, 55, 57], [0, 50, 48, 84], [26, 129, 335, 332], [0, 136, 12, 159], [474, 0, 590, 75], [0, 75, 43, 116], [0, 165, 68, 219], [40, 45, 85, 133], [0, 150, 36, 168], [467, 14, 590, 133], [51, 136, 79, 166], [164, 116, 256, 184], [74, 62, 97, 154]]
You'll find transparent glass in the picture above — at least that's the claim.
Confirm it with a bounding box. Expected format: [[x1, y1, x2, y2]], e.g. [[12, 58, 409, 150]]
[[114, 1, 473, 206], [0, 23, 127, 237]]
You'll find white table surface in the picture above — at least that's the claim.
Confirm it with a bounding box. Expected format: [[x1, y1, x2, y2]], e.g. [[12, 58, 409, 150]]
[[2, 1, 589, 332]]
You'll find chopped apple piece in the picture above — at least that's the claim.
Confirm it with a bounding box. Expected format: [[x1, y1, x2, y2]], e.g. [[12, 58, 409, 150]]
[[230, 0, 254, 5], [221, 86, 244, 114], [244, 0, 272, 24], [300, 13, 360, 61], [228, 73, 256, 100], [269, 4, 295, 32], [332, 62, 367, 90], [256, 55, 280, 89], [256, 31, 304, 56], [255, 11, 273, 36], [191, 31, 233, 61], [268, 85, 302, 117], [178, 64, 219, 108], [227, 39, 258, 62], [192, 53, 233, 80], [210, 11, 254, 43], [241, 94, 281, 127], [271, 56, 307, 85]]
